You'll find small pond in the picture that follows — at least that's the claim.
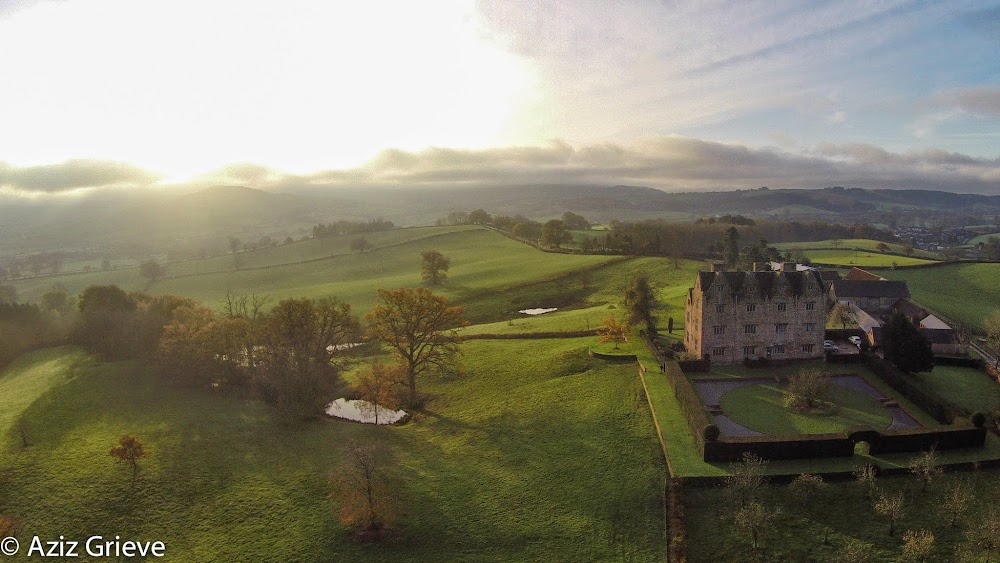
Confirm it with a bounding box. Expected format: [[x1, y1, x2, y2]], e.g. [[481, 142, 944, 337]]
[[325, 398, 407, 425], [518, 307, 558, 315]]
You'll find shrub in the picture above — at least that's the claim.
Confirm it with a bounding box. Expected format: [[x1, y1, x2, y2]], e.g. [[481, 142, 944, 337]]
[[972, 411, 987, 428], [703, 424, 721, 442]]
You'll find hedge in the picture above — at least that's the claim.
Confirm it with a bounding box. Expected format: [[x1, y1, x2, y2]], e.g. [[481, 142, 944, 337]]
[[663, 362, 714, 450], [704, 433, 855, 462], [700, 425, 988, 462]]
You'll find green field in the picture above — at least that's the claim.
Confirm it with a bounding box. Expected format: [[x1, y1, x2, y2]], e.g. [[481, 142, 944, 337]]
[[967, 232, 1000, 246], [9, 227, 615, 322], [775, 238, 939, 259], [794, 249, 936, 267], [720, 382, 893, 434], [914, 365, 1000, 414], [0, 341, 664, 562], [883, 263, 1000, 329]]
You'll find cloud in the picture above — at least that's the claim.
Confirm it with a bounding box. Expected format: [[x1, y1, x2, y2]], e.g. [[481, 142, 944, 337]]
[[950, 86, 1000, 117], [5, 137, 1000, 196], [276, 137, 1000, 194], [0, 159, 159, 192]]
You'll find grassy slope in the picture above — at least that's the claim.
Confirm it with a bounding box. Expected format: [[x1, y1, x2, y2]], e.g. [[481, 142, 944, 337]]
[[797, 249, 936, 267], [775, 238, 939, 258], [458, 256, 702, 334], [10, 228, 612, 322], [914, 365, 1000, 414], [0, 341, 663, 562], [968, 232, 1000, 245], [883, 263, 1000, 329]]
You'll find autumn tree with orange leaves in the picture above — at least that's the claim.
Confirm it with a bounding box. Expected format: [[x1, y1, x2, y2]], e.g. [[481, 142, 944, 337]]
[[366, 288, 467, 406]]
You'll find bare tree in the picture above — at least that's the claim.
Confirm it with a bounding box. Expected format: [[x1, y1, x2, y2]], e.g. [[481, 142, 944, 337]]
[[854, 464, 878, 500], [733, 500, 776, 551], [724, 452, 767, 508], [833, 539, 875, 563], [963, 508, 1000, 562], [790, 473, 826, 511], [873, 491, 905, 537], [354, 361, 404, 424], [909, 448, 942, 493], [943, 481, 971, 528], [331, 439, 398, 540]]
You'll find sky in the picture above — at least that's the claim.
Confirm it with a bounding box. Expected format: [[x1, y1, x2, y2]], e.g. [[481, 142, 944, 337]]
[[1, 0, 999, 196]]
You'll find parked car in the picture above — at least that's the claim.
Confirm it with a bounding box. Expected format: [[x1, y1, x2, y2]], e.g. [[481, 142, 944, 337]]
[[823, 340, 838, 351], [848, 335, 862, 347]]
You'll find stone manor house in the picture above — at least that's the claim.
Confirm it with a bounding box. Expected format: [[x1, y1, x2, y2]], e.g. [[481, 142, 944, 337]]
[[684, 265, 828, 364]]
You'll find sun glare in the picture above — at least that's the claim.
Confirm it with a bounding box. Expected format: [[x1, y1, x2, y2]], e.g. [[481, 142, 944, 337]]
[[0, 0, 537, 182]]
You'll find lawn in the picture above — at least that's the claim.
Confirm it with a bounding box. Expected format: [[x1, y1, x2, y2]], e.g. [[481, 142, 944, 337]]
[[797, 249, 937, 267], [719, 382, 893, 434], [914, 365, 1000, 414], [0, 341, 664, 562], [774, 238, 940, 259], [881, 263, 1000, 330]]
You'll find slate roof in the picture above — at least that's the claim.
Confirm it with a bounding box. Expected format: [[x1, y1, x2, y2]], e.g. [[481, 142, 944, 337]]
[[696, 269, 824, 300], [830, 280, 911, 299], [845, 267, 885, 281]]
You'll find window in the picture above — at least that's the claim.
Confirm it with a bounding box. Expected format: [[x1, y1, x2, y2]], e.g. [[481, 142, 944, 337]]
[[715, 304, 725, 313], [777, 302, 787, 312], [744, 324, 757, 334], [804, 323, 815, 332], [743, 345, 756, 356], [712, 347, 726, 356], [773, 344, 785, 354], [806, 302, 816, 311], [713, 325, 726, 335], [746, 303, 756, 312], [802, 344, 815, 353], [775, 323, 788, 334]]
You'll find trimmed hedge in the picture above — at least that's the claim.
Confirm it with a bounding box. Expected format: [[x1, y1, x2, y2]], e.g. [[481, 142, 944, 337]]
[[664, 362, 714, 450], [704, 433, 854, 462], [865, 354, 963, 424], [701, 425, 988, 462], [934, 355, 985, 368], [866, 425, 987, 454]]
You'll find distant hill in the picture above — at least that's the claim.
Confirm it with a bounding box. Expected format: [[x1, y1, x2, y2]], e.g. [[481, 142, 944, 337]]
[[1, 184, 998, 256]]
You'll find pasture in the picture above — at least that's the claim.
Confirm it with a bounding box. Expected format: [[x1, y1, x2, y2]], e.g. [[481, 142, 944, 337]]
[[0, 340, 664, 562], [883, 263, 1000, 329], [792, 249, 936, 267], [8, 227, 613, 322]]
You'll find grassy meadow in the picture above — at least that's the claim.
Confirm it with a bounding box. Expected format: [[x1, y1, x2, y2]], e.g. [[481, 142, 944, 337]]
[[0, 341, 664, 562], [9, 227, 615, 322], [883, 263, 1000, 329], [792, 249, 936, 267]]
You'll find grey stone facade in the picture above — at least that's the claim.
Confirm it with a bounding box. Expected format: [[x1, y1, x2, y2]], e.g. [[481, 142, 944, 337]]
[[684, 269, 827, 364]]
